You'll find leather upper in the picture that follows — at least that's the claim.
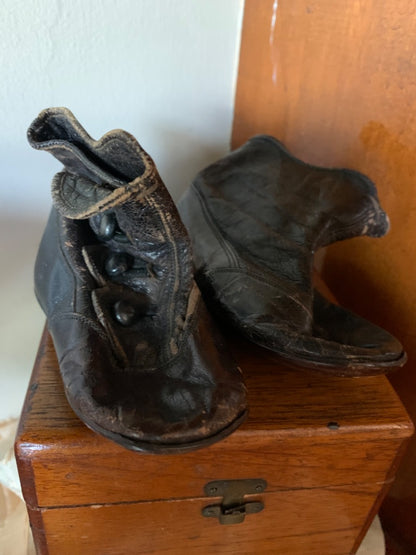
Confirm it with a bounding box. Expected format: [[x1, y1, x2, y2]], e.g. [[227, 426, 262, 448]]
[[30, 107, 247, 451], [179, 135, 406, 374]]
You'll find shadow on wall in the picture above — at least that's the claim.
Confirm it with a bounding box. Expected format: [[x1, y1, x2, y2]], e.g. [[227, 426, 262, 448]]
[[0, 216, 45, 421]]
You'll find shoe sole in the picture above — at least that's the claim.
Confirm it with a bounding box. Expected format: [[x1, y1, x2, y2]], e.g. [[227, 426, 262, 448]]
[[70, 403, 248, 454]]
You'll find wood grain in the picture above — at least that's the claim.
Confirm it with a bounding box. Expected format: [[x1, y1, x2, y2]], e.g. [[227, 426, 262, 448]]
[[233, 0, 416, 548], [16, 330, 413, 554], [38, 484, 382, 555]]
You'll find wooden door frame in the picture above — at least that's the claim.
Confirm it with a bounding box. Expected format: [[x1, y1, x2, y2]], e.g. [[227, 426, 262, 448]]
[[232, 1, 416, 550]]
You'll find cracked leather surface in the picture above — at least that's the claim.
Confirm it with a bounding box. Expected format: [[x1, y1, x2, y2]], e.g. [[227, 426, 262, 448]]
[[179, 135, 406, 375], [30, 107, 247, 452]]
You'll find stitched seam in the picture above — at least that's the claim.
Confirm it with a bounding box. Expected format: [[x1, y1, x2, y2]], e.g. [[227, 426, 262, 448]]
[[192, 184, 240, 268], [91, 289, 129, 366], [48, 312, 108, 341], [144, 194, 199, 358], [55, 212, 77, 312], [195, 196, 312, 276], [145, 195, 178, 357], [49, 312, 122, 371], [203, 265, 309, 293], [144, 294, 203, 370], [204, 267, 279, 292]]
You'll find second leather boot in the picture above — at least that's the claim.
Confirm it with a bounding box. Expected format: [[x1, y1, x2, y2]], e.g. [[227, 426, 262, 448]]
[[29, 107, 247, 452], [179, 135, 406, 375]]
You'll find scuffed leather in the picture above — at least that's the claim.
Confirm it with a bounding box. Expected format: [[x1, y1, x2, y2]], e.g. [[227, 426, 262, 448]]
[[179, 135, 406, 375], [30, 107, 246, 452]]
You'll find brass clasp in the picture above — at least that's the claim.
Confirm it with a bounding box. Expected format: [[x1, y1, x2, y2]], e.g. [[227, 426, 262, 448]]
[[202, 479, 267, 525]]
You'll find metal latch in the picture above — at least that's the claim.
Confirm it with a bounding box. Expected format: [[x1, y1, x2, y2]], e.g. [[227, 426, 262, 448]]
[[201, 479, 267, 525]]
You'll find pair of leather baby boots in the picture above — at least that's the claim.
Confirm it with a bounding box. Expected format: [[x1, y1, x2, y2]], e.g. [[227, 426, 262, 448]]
[[30, 108, 405, 453]]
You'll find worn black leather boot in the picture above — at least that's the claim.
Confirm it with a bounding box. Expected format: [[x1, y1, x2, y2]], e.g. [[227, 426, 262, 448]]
[[179, 135, 406, 375], [29, 107, 247, 452]]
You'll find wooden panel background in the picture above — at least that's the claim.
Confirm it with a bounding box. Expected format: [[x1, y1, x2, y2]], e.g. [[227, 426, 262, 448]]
[[232, 0, 416, 550]]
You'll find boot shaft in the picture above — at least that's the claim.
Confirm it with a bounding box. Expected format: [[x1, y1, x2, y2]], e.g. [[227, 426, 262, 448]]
[[30, 108, 194, 365], [192, 135, 389, 275]]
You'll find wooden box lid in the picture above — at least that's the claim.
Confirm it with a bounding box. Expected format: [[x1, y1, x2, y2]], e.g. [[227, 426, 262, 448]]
[[15, 329, 413, 509]]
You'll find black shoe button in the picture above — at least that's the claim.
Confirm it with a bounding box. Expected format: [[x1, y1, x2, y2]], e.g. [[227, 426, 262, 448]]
[[98, 213, 116, 240], [113, 300, 136, 326], [105, 253, 132, 276]]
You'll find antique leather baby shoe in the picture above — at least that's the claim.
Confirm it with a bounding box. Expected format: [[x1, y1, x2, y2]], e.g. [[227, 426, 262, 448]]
[[29, 107, 247, 452], [179, 135, 406, 376]]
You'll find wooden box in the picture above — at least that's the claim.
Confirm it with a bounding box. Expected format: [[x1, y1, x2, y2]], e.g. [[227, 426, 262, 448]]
[[15, 330, 413, 555]]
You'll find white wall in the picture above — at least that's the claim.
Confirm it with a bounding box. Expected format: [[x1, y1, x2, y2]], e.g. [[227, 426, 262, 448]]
[[1, 0, 244, 215], [0, 0, 244, 419]]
